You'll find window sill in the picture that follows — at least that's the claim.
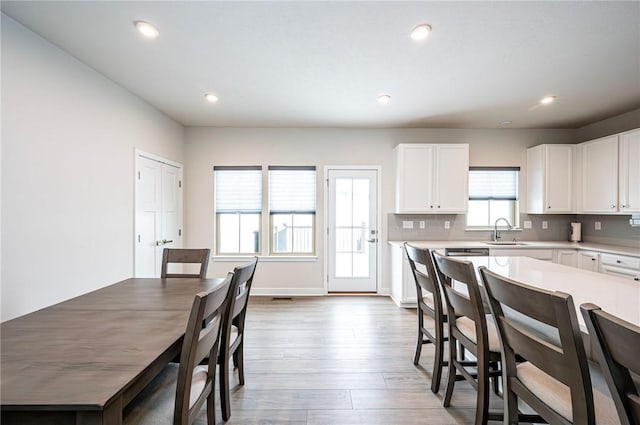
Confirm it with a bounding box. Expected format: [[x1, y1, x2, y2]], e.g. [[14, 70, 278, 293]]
[[213, 255, 318, 263]]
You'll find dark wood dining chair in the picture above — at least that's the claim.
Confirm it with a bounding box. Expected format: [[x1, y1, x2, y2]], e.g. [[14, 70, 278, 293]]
[[123, 273, 233, 425], [218, 257, 258, 421], [432, 252, 502, 425], [581, 303, 640, 425], [480, 266, 615, 425], [404, 243, 449, 393], [161, 248, 211, 278]]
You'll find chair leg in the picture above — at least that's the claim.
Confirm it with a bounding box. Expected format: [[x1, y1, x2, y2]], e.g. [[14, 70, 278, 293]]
[[475, 353, 490, 425], [219, 360, 231, 421], [443, 337, 457, 407], [207, 388, 216, 425], [431, 325, 445, 393], [414, 333, 423, 365], [237, 342, 245, 386]]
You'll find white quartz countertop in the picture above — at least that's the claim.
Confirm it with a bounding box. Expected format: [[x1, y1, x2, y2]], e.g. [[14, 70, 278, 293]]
[[388, 240, 640, 257], [467, 256, 640, 327]]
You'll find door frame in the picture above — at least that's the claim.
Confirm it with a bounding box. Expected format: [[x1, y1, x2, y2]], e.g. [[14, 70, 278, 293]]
[[134, 149, 184, 277], [323, 165, 382, 294]]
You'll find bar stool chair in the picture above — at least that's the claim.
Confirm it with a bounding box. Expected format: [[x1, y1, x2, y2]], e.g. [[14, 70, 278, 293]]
[[161, 248, 211, 278], [582, 303, 640, 425], [432, 252, 503, 425], [480, 267, 618, 425], [123, 273, 233, 425], [404, 243, 449, 393]]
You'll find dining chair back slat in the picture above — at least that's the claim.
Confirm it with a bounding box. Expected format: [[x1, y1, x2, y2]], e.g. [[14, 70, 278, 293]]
[[581, 303, 640, 425]]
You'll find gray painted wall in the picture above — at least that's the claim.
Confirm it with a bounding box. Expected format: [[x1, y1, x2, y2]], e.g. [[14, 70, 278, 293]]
[[1, 15, 185, 321]]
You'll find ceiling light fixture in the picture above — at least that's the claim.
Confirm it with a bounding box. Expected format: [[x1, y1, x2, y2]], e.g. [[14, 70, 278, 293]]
[[134, 21, 159, 39], [540, 95, 556, 105], [500, 121, 512, 126], [205, 93, 219, 103], [410, 24, 432, 41], [377, 94, 391, 104]]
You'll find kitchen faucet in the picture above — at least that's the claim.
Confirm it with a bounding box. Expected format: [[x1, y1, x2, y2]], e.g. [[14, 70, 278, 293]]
[[493, 217, 513, 241]]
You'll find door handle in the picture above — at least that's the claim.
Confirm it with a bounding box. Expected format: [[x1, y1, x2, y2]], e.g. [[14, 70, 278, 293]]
[[367, 238, 378, 243], [162, 239, 174, 245]]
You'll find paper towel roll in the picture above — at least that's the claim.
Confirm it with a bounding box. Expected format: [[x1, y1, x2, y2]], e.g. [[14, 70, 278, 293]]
[[570, 222, 581, 242]]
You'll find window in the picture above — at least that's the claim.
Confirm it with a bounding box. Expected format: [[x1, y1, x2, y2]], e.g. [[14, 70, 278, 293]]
[[214, 166, 262, 254], [269, 166, 316, 255], [466, 167, 519, 228]]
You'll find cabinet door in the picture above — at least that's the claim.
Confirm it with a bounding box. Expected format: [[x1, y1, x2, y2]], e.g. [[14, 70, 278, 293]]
[[395, 145, 434, 213], [555, 250, 577, 267], [577, 251, 599, 272], [582, 136, 618, 213], [619, 129, 640, 213], [546, 145, 573, 212], [435, 144, 469, 212]]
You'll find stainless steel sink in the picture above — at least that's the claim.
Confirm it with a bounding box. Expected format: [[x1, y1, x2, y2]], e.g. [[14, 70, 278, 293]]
[[484, 241, 528, 246]]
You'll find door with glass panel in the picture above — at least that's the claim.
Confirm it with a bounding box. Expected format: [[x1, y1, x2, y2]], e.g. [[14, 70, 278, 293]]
[[327, 169, 378, 292]]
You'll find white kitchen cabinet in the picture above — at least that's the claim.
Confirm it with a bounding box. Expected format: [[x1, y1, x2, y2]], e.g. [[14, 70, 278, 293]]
[[577, 251, 599, 272], [527, 144, 574, 213], [581, 135, 619, 213], [580, 128, 640, 214], [618, 129, 640, 213], [554, 249, 578, 267], [394, 144, 469, 213], [600, 253, 640, 281], [390, 244, 417, 307]]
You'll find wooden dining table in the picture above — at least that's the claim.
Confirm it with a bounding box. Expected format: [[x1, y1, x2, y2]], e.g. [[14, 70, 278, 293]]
[[1, 277, 224, 425]]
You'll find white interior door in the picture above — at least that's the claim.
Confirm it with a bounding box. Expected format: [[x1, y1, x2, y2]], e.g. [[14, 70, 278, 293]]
[[327, 168, 378, 292], [135, 153, 183, 277]]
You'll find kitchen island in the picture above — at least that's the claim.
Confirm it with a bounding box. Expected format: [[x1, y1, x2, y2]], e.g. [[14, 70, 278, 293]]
[[390, 240, 640, 307]]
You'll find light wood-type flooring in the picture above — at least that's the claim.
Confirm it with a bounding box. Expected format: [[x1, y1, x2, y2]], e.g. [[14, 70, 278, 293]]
[[205, 295, 504, 425]]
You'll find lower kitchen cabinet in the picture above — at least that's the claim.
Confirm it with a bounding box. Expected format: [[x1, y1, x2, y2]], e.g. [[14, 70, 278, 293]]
[[600, 253, 640, 281], [578, 251, 600, 272], [390, 244, 417, 307], [555, 249, 578, 267]]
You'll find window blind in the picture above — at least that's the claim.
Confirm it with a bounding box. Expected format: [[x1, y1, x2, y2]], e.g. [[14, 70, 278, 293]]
[[214, 166, 262, 213], [468, 167, 519, 200], [268, 166, 316, 214]]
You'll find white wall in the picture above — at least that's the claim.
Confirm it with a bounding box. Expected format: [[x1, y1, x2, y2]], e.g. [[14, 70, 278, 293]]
[[1, 15, 185, 321], [184, 127, 573, 294]]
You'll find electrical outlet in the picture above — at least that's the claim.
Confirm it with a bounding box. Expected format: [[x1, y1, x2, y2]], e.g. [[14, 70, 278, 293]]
[[595, 221, 601, 230], [523, 220, 532, 229], [419, 221, 425, 229], [542, 221, 548, 229], [402, 220, 414, 229], [444, 221, 450, 229]]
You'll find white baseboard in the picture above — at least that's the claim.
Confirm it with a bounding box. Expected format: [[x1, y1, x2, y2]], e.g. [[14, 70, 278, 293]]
[[250, 288, 325, 297]]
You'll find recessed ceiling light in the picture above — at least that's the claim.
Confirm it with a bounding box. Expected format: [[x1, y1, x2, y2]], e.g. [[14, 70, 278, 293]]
[[205, 93, 219, 103], [134, 21, 159, 39], [540, 95, 556, 105], [377, 94, 391, 104], [500, 121, 512, 126], [410, 24, 432, 41]]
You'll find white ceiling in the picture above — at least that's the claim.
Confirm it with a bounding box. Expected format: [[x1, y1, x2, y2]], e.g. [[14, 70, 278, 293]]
[[2, 1, 640, 129]]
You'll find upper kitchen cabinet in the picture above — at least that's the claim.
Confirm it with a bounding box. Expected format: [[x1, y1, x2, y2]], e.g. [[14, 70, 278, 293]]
[[579, 128, 640, 214], [527, 144, 574, 213], [618, 129, 640, 213], [394, 144, 469, 213]]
